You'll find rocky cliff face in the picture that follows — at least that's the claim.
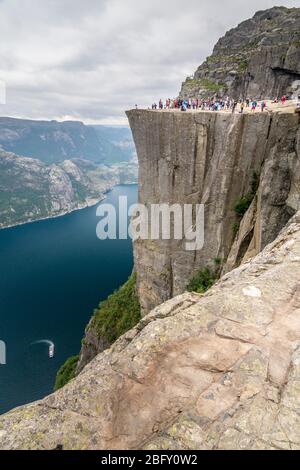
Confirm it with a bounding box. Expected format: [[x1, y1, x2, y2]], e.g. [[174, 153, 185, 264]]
[[127, 109, 300, 315], [1, 213, 300, 450], [181, 6, 300, 100]]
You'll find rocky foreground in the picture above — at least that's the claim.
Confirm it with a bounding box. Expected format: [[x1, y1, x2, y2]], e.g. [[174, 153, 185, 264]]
[[1, 212, 300, 450]]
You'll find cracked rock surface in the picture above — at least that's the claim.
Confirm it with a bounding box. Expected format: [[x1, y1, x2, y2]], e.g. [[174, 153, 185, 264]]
[[1, 213, 300, 449]]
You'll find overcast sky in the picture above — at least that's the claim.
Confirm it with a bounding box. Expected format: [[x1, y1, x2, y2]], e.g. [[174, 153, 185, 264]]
[[0, 0, 299, 125]]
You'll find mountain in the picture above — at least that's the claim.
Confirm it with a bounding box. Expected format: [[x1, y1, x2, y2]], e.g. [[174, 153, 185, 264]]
[[91, 125, 136, 164], [181, 6, 300, 100], [0, 151, 137, 229], [0, 117, 135, 165], [2, 7, 300, 451]]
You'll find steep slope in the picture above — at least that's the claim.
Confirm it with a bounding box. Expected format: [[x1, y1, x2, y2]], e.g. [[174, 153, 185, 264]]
[[181, 6, 300, 100], [127, 109, 300, 315], [1, 213, 300, 450], [0, 118, 134, 164]]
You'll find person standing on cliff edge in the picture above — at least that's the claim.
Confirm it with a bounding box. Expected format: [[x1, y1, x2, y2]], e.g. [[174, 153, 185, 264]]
[[251, 100, 257, 111]]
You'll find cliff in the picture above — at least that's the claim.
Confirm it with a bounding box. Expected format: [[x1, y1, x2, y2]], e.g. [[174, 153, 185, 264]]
[[73, 106, 300, 372], [181, 6, 300, 100], [2, 7, 300, 450], [127, 109, 300, 314], [1, 213, 300, 449]]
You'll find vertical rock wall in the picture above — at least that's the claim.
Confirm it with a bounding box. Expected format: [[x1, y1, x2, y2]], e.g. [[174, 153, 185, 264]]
[[127, 110, 300, 315]]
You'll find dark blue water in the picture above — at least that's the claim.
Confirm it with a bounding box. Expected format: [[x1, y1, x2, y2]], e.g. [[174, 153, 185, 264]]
[[0, 185, 137, 415]]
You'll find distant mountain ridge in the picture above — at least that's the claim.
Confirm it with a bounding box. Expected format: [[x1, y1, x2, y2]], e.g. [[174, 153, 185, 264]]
[[0, 117, 135, 165], [91, 125, 136, 164], [0, 150, 137, 229]]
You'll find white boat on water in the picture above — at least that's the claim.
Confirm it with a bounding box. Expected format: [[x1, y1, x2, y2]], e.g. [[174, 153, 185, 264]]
[[31, 339, 55, 358], [49, 343, 55, 358]]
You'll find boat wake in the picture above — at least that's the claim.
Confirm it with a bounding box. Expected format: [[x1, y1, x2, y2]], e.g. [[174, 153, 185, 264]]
[[31, 340, 55, 358]]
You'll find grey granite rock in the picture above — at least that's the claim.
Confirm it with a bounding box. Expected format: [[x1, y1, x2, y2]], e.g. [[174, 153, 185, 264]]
[[180, 6, 300, 100], [127, 109, 300, 314]]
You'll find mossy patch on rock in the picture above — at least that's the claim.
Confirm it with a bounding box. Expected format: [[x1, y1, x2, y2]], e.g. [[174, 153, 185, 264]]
[[88, 272, 141, 344], [187, 267, 217, 294], [238, 59, 249, 72], [54, 355, 79, 391], [231, 173, 259, 237]]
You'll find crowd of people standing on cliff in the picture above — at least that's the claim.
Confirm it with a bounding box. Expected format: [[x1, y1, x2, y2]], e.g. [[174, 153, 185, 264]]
[[150, 94, 297, 113]]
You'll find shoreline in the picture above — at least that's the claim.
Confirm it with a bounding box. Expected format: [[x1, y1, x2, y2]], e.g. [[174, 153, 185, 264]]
[[0, 182, 137, 232]]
